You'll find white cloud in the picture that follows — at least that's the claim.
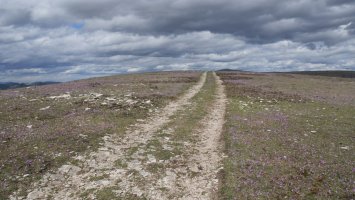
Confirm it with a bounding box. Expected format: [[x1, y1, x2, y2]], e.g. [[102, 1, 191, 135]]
[[127, 67, 143, 73]]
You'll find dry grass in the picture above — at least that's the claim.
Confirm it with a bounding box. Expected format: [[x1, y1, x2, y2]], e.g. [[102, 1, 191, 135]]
[[218, 71, 355, 199], [0, 71, 201, 198]]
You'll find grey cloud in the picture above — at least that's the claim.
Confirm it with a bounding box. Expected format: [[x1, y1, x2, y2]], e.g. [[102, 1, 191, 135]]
[[3, 0, 355, 43], [0, 0, 354, 82]]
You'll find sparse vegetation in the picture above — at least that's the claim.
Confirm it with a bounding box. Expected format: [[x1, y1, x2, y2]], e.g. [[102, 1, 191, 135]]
[[97, 187, 148, 200], [161, 72, 217, 142], [218, 71, 355, 199], [95, 187, 117, 200], [114, 159, 128, 168], [89, 174, 110, 182], [0, 71, 200, 198], [144, 72, 217, 170], [3, 70, 354, 199]]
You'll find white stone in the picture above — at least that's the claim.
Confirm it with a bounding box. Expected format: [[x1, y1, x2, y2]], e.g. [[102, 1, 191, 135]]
[[48, 94, 71, 99], [340, 146, 349, 150], [39, 106, 50, 111]]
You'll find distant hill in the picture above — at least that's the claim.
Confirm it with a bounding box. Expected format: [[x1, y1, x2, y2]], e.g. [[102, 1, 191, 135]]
[[0, 81, 60, 90], [287, 70, 355, 78], [216, 69, 247, 72]]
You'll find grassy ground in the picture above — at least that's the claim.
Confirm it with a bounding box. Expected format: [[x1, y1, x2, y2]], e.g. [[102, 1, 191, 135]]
[[0, 71, 201, 198], [218, 72, 355, 199]]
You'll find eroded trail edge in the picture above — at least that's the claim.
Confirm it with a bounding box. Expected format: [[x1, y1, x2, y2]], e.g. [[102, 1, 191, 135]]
[[11, 72, 207, 200]]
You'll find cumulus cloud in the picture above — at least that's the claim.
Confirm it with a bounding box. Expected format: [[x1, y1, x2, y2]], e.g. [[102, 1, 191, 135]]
[[0, 0, 354, 82]]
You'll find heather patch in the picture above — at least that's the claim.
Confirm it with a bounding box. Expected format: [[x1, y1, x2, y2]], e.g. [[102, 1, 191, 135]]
[[218, 71, 355, 199]]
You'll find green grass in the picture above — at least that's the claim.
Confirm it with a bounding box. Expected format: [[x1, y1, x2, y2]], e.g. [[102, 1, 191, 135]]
[[89, 174, 110, 182], [79, 188, 95, 199], [114, 159, 128, 168], [146, 163, 165, 173], [96, 187, 117, 200]]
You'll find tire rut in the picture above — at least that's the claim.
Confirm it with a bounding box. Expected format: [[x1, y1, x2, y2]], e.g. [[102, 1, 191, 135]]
[[127, 72, 227, 200], [10, 72, 207, 200], [177, 72, 226, 199]]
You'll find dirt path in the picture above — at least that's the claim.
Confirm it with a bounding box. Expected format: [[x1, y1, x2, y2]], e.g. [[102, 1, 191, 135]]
[[11, 71, 227, 200], [140, 72, 226, 199], [177, 72, 226, 199], [10, 72, 206, 200]]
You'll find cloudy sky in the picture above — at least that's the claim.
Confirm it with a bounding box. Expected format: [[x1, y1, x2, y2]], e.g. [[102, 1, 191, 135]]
[[1, 0, 355, 82]]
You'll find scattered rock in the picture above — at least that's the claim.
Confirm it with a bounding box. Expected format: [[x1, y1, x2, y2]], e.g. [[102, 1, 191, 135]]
[[140, 170, 150, 177], [125, 99, 137, 105], [48, 94, 71, 100], [147, 154, 157, 163], [190, 164, 201, 173], [39, 106, 50, 111], [105, 97, 116, 101], [10, 73, 209, 199], [58, 165, 81, 176], [27, 190, 45, 199], [90, 93, 103, 99], [340, 146, 349, 150]]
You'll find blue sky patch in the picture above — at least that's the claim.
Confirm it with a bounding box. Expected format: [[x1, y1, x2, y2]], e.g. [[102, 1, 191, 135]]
[[70, 22, 85, 30]]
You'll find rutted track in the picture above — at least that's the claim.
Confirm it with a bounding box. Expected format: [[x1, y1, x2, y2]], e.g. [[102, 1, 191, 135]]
[[177, 72, 226, 199], [11, 71, 227, 200], [145, 72, 226, 199]]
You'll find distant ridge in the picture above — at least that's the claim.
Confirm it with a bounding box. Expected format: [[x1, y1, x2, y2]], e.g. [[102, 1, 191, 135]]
[[217, 69, 355, 78], [0, 81, 60, 90], [216, 69, 247, 72], [286, 70, 355, 78]]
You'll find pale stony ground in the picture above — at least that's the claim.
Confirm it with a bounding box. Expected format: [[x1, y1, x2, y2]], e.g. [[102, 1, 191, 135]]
[[172, 72, 226, 200], [10, 72, 227, 200]]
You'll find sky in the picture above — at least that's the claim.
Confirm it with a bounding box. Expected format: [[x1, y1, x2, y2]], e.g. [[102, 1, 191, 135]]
[[0, 0, 355, 82]]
